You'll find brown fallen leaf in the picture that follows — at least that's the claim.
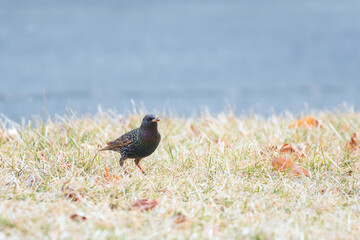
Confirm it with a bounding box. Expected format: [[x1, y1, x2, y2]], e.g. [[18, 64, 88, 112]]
[[70, 213, 87, 221], [271, 157, 295, 172], [280, 143, 295, 154], [130, 199, 158, 212], [289, 116, 319, 128], [344, 133, 358, 151], [174, 212, 187, 224], [190, 125, 201, 137], [291, 166, 311, 177], [104, 166, 119, 182], [62, 186, 83, 202], [271, 157, 310, 177], [280, 143, 306, 157]]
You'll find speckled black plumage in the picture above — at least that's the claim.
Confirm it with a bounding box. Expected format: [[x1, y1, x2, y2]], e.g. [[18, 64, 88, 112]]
[[100, 114, 161, 174]]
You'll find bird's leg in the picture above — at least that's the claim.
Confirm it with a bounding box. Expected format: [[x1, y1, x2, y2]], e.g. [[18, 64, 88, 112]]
[[134, 158, 145, 174], [136, 164, 146, 175], [119, 157, 128, 175]]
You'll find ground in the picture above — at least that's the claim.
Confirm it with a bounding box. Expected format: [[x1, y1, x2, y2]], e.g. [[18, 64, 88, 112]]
[[0, 109, 359, 239]]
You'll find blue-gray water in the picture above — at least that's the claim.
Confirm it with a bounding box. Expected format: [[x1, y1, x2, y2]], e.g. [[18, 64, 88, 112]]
[[1, 0, 359, 121]]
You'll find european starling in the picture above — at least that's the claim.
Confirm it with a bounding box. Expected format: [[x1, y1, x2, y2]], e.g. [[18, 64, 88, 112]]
[[100, 114, 161, 174]]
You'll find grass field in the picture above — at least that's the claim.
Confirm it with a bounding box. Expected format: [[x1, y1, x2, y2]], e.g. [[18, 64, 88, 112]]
[[0, 109, 359, 239]]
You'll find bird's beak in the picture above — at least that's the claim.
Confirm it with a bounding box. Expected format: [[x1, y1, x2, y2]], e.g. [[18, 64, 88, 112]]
[[152, 117, 160, 122]]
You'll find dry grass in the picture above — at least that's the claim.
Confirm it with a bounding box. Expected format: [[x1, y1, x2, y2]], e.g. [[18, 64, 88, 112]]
[[0, 108, 360, 239]]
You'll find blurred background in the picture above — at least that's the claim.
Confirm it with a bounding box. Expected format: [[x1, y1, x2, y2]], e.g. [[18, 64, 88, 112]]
[[1, 0, 359, 121]]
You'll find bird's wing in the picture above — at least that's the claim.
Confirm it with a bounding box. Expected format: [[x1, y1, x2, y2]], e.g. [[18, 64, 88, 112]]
[[100, 128, 139, 151]]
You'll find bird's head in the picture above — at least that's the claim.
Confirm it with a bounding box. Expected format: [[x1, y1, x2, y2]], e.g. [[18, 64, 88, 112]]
[[141, 114, 160, 129]]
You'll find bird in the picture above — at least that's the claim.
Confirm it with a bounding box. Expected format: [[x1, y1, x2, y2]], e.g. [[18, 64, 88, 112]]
[[100, 114, 161, 174]]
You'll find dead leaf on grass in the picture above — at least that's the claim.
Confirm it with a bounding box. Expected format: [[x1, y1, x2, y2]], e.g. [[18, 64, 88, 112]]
[[344, 133, 358, 151], [174, 212, 187, 224], [130, 199, 158, 212], [271, 157, 310, 177], [70, 213, 87, 221], [290, 166, 311, 177], [271, 157, 296, 172], [103, 166, 119, 182], [280, 143, 306, 157], [190, 125, 201, 137], [62, 186, 83, 202], [289, 116, 319, 128]]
